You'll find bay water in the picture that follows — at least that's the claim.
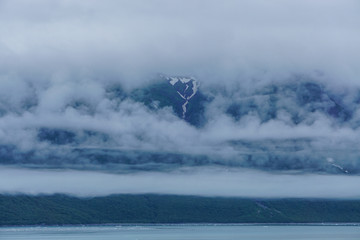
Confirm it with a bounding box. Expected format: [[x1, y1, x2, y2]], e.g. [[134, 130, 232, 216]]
[[1, 224, 360, 240]]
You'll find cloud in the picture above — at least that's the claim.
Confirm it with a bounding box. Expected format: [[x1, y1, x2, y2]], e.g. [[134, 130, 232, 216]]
[[0, 76, 360, 174], [1, 167, 360, 198], [1, 0, 360, 197], [0, 0, 359, 85]]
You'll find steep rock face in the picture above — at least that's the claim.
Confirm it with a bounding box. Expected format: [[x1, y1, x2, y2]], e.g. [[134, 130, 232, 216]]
[[131, 76, 207, 126], [167, 76, 199, 118], [131, 80, 185, 117], [165, 76, 208, 126]]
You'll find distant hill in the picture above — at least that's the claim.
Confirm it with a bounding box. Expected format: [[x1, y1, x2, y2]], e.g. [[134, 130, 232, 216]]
[[1, 75, 360, 174], [1, 194, 360, 225]]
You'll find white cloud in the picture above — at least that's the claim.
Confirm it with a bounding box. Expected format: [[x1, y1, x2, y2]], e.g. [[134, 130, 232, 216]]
[[0, 0, 360, 197], [1, 167, 360, 198], [0, 0, 359, 85]]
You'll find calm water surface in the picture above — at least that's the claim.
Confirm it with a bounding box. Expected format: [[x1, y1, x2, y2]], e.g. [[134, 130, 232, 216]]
[[1, 224, 360, 240]]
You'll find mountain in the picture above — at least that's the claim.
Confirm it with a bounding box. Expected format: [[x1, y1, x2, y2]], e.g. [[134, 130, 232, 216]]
[[0, 75, 360, 175], [2, 75, 360, 226], [2, 194, 360, 225], [130, 76, 207, 126], [224, 81, 352, 125]]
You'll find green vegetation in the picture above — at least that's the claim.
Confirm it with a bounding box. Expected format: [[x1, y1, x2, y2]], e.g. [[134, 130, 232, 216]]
[[1, 194, 360, 225]]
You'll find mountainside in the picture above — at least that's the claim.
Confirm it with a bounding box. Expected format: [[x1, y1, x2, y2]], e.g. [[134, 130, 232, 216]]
[[2, 194, 360, 225], [0, 75, 360, 175], [130, 76, 207, 126]]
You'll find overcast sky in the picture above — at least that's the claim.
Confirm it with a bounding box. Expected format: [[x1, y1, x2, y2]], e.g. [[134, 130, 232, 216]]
[[0, 0, 359, 86]]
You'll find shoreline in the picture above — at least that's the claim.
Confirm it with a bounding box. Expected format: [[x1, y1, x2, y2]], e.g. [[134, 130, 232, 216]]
[[2, 223, 360, 228]]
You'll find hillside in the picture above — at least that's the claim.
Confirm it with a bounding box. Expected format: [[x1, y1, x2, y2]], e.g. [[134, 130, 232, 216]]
[[1, 194, 360, 225], [1, 76, 359, 175]]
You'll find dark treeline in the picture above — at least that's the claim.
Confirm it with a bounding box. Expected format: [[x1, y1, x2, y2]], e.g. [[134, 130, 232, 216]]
[[1, 194, 360, 226]]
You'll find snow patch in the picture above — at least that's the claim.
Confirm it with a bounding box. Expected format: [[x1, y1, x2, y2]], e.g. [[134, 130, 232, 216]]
[[188, 80, 199, 100], [327, 158, 348, 173], [182, 101, 188, 118], [177, 91, 186, 100], [331, 163, 349, 173], [179, 77, 192, 83], [166, 76, 199, 119], [169, 77, 179, 85]]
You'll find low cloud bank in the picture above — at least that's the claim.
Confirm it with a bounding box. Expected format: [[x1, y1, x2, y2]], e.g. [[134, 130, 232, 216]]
[[1, 167, 360, 198], [1, 78, 360, 174]]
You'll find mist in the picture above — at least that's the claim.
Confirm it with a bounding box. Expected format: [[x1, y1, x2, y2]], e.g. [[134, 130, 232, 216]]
[[0, 0, 359, 85], [2, 167, 360, 198], [1, 0, 360, 198]]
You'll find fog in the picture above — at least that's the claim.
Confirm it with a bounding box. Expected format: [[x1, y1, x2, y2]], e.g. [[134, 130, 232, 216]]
[[0, 0, 360, 197], [0, 0, 359, 85], [1, 167, 360, 198]]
